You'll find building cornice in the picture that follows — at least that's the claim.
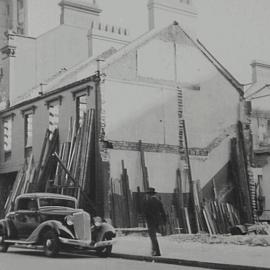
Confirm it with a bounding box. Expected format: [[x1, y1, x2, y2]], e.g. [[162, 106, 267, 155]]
[[148, 0, 197, 17], [251, 60, 270, 69], [0, 45, 16, 58], [0, 76, 96, 115]]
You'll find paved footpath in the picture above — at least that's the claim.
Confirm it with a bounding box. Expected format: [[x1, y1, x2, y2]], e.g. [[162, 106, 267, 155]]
[[113, 235, 270, 270]]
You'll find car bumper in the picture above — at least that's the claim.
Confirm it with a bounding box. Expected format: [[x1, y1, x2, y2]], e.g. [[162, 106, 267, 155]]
[[59, 237, 116, 249]]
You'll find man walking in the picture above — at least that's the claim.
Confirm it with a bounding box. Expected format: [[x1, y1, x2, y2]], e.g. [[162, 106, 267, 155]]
[[143, 187, 167, 256]]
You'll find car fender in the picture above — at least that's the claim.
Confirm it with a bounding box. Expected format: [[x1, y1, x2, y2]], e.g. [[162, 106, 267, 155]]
[[96, 222, 116, 242], [26, 220, 75, 243], [0, 218, 17, 238]]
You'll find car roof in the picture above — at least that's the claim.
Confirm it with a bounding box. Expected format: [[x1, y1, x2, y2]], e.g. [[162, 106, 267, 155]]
[[16, 193, 77, 201]]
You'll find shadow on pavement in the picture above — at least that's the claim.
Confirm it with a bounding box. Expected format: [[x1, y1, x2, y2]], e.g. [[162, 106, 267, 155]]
[[8, 248, 102, 259]]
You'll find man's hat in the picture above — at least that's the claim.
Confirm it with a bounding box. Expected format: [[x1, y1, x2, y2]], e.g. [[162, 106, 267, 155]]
[[146, 187, 156, 194]]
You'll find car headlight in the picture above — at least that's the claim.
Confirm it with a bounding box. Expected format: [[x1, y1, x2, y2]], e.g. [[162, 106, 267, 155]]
[[94, 216, 102, 227], [65, 215, 74, 226]]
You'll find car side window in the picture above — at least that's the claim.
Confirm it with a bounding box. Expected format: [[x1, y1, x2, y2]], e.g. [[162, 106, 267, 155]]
[[16, 198, 38, 211]]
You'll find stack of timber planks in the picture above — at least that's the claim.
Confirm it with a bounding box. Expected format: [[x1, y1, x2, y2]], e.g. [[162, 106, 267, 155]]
[[173, 170, 241, 234], [110, 160, 134, 228], [4, 154, 36, 214], [52, 109, 95, 200], [230, 122, 254, 224], [4, 129, 59, 214], [203, 201, 240, 235], [110, 159, 180, 233], [34, 128, 59, 192], [138, 140, 149, 191], [159, 193, 180, 235], [173, 169, 189, 233], [4, 109, 95, 213]]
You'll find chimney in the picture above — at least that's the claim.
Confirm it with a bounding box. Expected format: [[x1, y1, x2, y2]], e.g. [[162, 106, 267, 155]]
[[148, 0, 197, 37], [59, 0, 102, 28], [251, 60, 270, 83]]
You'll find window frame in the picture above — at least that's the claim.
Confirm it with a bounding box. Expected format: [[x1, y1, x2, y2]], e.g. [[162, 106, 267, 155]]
[[2, 113, 15, 162], [24, 112, 33, 149], [15, 198, 38, 211], [72, 87, 90, 129], [21, 106, 36, 159], [75, 94, 88, 129], [45, 96, 62, 133]]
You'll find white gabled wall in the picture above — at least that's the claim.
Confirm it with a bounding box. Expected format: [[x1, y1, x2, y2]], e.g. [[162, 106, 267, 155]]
[[103, 80, 178, 145], [103, 26, 241, 193]]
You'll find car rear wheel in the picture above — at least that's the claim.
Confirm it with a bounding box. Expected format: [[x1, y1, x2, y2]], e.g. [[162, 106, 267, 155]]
[[96, 233, 112, 257], [43, 230, 60, 257]]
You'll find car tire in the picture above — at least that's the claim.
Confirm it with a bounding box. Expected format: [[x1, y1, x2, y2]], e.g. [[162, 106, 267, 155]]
[[43, 230, 60, 257], [96, 233, 112, 257], [0, 235, 9, 253]]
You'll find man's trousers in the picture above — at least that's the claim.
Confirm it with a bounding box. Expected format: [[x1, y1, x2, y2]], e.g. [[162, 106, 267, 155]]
[[148, 225, 161, 256]]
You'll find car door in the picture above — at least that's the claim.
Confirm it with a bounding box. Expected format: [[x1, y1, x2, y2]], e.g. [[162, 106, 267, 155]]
[[13, 198, 40, 239]]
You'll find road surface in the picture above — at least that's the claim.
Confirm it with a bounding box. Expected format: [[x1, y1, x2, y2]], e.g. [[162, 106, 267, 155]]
[[0, 247, 215, 270]]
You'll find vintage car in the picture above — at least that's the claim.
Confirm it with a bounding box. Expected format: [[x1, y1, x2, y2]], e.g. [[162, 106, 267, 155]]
[[0, 193, 116, 257]]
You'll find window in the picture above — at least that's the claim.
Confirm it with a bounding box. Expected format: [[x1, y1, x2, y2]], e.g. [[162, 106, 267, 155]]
[[25, 113, 33, 148], [76, 94, 88, 128], [48, 102, 60, 133], [24, 113, 33, 160], [17, 0, 24, 29], [17, 0, 24, 10], [45, 95, 62, 135], [21, 106, 35, 160], [258, 118, 270, 146], [16, 198, 38, 211], [3, 116, 12, 161], [39, 198, 75, 208], [72, 86, 91, 129], [267, 120, 270, 134]]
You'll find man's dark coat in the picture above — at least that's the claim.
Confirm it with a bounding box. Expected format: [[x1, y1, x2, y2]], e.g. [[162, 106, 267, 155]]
[[143, 195, 166, 228]]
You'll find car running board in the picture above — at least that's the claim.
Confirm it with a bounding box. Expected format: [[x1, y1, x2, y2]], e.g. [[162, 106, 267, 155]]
[[5, 240, 36, 245]]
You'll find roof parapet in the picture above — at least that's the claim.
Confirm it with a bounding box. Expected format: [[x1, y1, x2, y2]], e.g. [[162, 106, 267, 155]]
[[89, 21, 129, 36], [251, 60, 270, 83]]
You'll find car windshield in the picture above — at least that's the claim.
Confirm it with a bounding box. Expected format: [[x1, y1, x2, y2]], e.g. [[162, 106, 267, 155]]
[[39, 198, 76, 208]]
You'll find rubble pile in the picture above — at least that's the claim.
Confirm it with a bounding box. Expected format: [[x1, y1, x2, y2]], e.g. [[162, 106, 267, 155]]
[[168, 226, 270, 247]]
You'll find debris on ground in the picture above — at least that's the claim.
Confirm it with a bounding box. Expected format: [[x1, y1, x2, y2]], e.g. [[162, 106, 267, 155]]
[[168, 232, 270, 246]]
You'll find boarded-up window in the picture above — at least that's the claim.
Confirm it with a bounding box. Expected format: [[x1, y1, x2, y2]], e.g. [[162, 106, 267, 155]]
[[48, 102, 60, 133], [21, 106, 35, 160], [3, 116, 12, 161], [25, 113, 33, 148], [258, 118, 270, 146], [76, 94, 88, 128], [72, 87, 90, 129]]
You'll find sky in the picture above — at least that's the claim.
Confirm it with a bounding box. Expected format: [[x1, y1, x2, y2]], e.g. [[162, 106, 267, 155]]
[[28, 0, 270, 84]]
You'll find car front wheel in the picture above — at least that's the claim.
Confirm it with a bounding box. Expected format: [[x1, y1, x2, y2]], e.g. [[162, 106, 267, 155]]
[[0, 235, 9, 253], [43, 230, 60, 257], [96, 233, 113, 257]]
